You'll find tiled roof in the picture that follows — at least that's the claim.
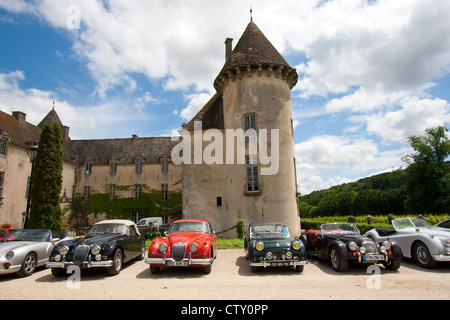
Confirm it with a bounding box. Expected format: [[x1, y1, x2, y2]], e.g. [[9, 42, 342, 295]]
[[182, 93, 224, 131], [0, 110, 41, 149], [69, 136, 179, 165]]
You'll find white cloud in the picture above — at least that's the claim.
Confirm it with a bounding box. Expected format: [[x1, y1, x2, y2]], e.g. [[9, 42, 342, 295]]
[[295, 135, 409, 194], [0, 70, 156, 139], [179, 92, 212, 121]]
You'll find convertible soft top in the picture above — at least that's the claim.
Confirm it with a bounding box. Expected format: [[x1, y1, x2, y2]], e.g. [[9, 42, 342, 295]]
[[95, 219, 137, 226]]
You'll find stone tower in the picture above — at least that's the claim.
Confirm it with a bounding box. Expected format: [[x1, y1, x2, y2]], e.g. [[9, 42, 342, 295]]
[[181, 21, 301, 237]]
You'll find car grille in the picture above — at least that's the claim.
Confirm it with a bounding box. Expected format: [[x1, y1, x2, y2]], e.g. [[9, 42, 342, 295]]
[[361, 241, 377, 253], [73, 245, 90, 264], [172, 243, 186, 261]]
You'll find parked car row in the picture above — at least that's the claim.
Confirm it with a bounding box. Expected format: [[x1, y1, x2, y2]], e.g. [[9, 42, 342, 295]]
[[1, 217, 449, 278]]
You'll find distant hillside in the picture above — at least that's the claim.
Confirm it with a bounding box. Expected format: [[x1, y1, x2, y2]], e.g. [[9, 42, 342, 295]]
[[298, 169, 407, 217]]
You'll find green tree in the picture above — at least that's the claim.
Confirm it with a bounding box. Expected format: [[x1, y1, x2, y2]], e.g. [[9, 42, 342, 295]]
[[402, 126, 450, 214], [27, 123, 64, 231]]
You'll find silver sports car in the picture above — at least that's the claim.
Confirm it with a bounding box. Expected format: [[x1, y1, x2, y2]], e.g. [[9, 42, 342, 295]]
[[0, 229, 71, 277], [365, 218, 450, 269]]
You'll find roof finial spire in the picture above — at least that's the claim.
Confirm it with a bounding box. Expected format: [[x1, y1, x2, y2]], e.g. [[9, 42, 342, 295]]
[[250, 4, 253, 22], [52, 100, 55, 110]]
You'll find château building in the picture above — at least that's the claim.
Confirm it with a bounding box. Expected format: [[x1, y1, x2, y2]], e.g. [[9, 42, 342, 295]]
[[0, 20, 301, 237]]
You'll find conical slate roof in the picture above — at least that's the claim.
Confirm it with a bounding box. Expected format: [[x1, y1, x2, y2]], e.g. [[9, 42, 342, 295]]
[[38, 108, 64, 129], [214, 21, 297, 92]]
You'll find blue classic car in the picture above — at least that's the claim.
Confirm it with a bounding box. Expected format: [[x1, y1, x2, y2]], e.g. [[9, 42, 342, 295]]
[[244, 222, 307, 273], [47, 220, 145, 276]]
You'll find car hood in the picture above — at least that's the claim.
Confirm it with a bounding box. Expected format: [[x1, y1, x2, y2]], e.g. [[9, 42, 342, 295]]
[[253, 238, 293, 250], [324, 233, 371, 245], [168, 232, 210, 245], [0, 241, 36, 253], [75, 234, 124, 246], [416, 228, 450, 239]]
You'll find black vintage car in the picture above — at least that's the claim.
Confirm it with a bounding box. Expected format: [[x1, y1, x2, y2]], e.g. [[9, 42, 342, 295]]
[[47, 220, 145, 276], [302, 223, 402, 272], [245, 222, 308, 273]]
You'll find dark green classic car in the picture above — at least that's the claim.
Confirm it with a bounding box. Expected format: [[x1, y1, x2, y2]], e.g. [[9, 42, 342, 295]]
[[244, 222, 307, 273]]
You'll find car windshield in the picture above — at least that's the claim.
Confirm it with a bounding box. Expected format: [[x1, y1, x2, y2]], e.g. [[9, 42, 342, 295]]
[[88, 224, 128, 235], [2, 229, 51, 242], [393, 218, 431, 229], [251, 224, 290, 239], [169, 222, 209, 233], [320, 223, 359, 234]]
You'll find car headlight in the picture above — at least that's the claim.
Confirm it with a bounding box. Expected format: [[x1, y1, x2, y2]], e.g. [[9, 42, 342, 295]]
[[382, 241, 391, 250], [348, 242, 357, 251], [58, 246, 69, 256], [91, 245, 101, 255], [292, 240, 301, 251], [158, 242, 168, 253], [5, 251, 14, 259], [190, 243, 199, 253], [359, 246, 366, 254], [255, 242, 264, 251], [445, 239, 450, 246]]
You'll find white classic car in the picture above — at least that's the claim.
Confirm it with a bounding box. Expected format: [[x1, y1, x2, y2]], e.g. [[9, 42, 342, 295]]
[[365, 217, 450, 268], [1, 229, 72, 277]]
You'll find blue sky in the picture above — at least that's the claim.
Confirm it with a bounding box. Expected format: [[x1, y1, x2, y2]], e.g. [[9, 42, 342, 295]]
[[1, 0, 449, 194]]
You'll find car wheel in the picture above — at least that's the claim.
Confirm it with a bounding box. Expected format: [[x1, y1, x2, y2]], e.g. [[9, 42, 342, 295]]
[[136, 241, 145, 261], [150, 266, 160, 274], [51, 268, 67, 277], [250, 266, 260, 273], [330, 247, 348, 272], [383, 257, 401, 271], [107, 249, 123, 275], [203, 248, 213, 274], [17, 252, 37, 277], [413, 242, 438, 269], [294, 265, 304, 273]]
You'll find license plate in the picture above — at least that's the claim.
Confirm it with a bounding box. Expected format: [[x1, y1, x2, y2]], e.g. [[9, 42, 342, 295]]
[[167, 260, 188, 267], [270, 262, 290, 267], [364, 254, 384, 261]]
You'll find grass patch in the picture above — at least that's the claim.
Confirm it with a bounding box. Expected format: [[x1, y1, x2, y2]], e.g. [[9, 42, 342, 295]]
[[217, 238, 244, 249]]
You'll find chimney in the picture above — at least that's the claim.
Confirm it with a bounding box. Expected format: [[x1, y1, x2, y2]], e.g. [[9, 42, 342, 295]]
[[62, 125, 70, 140], [225, 38, 233, 60], [12, 111, 26, 123]]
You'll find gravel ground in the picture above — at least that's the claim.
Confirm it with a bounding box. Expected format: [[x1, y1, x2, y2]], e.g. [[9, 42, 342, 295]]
[[1, 248, 449, 300]]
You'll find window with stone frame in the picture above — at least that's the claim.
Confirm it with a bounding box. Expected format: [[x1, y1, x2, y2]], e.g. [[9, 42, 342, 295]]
[[161, 183, 168, 200], [246, 155, 260, 193], [134, 184, 141, 200], [244, 114, 257, 131], [83, 186, 91, 203], [109, 184, 116, 201], [0, 171, 4, 199], [0, 139, 7, 156]]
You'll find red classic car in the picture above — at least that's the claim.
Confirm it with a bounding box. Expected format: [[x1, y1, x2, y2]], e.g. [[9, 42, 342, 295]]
[[145, 219, 218, 274]]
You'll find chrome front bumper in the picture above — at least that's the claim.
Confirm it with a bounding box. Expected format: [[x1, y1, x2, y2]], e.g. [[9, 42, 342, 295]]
[[432, 254, 450, 262], [145, 252, 213, 266], [250, 259, 308, 268], [46, 260, 113, 269]]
